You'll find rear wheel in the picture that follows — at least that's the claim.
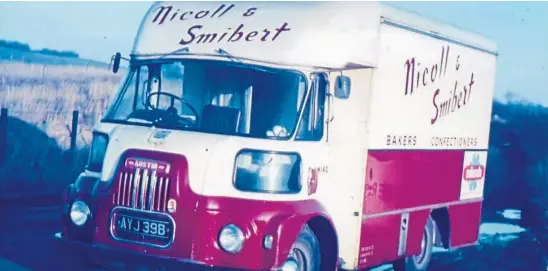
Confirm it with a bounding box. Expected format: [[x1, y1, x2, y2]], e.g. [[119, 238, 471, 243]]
[[280, 224, 321, 271], [393, 218, 434, 271]]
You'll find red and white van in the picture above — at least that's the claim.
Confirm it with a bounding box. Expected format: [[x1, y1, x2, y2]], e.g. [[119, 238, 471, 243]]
[[55, 1, 497, 271]]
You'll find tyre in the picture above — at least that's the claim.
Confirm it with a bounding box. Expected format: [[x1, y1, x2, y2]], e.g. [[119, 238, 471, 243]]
[[280, 224, 321, 271], [393, 218, 434, 271]]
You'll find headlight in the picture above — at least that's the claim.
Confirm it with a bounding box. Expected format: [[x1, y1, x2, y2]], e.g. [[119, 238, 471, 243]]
[[218, 224, 245, 253], [70, 200, 90, 227], [233, 150, 301, 193], [87, 132, 109, 172]]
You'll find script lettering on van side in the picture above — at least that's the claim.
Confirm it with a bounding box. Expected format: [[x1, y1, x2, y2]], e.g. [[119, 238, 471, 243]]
[[403, 45, 476, 125], [151, 4, 292, 46]]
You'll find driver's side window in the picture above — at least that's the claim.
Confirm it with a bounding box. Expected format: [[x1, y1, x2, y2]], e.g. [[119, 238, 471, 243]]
[[296, 73, 327, 141], [135, 66, 150, 110]]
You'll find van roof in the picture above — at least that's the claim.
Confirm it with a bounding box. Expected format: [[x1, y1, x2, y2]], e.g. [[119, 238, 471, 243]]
[[380, 4, 498, 55], [131, 1, 498, 69]]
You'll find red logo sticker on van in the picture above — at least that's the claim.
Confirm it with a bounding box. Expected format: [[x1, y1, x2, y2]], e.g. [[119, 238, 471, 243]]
[[125, 158, 170, 174], [462, 153, 485, 192], [463, 165, 485, 181]]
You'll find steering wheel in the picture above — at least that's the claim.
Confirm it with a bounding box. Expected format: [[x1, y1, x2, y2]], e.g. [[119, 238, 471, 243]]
[[145, 91, 199, 125]]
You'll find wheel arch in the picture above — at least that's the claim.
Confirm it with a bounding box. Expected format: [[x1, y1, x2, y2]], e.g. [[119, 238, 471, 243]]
[[307, 215, 339, 271], [430, 207, 451, 249], [272, 211, 338, 270]]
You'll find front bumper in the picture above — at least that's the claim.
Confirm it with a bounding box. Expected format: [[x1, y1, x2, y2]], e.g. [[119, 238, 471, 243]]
[[53, 232, 240, 271]]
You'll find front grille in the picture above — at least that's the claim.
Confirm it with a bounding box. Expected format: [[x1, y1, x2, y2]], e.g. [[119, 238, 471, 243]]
[[113, 167, 171, 212]]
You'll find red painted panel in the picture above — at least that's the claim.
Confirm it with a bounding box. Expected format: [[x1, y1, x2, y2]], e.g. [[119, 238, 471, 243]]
[[358, 215, 401, 269], [364, 150, 465, 214], [360, 150, 484, 269], [63, 149, 333, 271], [357, 210, 431, 270], [448, 201, 482, 247], [405, 210, 432, 256], [190, 198, 329, 269]]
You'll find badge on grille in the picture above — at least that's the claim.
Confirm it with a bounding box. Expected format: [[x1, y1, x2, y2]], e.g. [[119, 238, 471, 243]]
[[167, 199, 177, 213], [125, 158, 170, 174]]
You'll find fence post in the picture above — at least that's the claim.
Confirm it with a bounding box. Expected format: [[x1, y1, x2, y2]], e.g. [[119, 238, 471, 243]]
[[70, 110, 79, 154], [0, 108, 7, 167]]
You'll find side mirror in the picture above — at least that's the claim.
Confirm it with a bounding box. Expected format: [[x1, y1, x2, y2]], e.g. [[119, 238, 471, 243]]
[[334, 75, 351, 99], [111, 52, 121, 74]]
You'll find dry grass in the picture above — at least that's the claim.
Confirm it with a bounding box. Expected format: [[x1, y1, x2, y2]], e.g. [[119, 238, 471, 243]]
[[0, 62, 124, 149], [0, 62, 118, 79], [0, 61, 124, 193]]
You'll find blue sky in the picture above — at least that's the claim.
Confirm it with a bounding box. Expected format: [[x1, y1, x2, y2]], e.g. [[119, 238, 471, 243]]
[[0, 1, 547, 105]]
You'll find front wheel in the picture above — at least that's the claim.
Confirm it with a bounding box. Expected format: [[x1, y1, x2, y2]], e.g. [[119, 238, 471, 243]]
[[393, 218, 434, 271], [280, 225, 321, 271]]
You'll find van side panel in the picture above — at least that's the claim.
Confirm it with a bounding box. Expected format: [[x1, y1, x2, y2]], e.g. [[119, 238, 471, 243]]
[[358, 214, 401, 267], [448, 200, 483, 247], [358, 150, 484, 268], [358, 18, 496, 269], [364, 150, 464, 213]]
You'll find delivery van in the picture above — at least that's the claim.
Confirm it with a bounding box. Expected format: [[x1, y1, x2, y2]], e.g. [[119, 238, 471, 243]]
[[55, 1, 498, 271]]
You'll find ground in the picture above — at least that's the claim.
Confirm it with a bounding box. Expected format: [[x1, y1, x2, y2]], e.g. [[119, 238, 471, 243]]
[[370, 215, 547, 271], [0, 206, 545, 271]]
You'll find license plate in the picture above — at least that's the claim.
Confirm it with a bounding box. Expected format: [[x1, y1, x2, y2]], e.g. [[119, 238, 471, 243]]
[[115, 215, 171, 238], [111, 208, 175, 248]]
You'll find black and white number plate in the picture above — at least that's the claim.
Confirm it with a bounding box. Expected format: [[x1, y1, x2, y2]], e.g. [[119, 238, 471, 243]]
[[111, 207, 174, 248]]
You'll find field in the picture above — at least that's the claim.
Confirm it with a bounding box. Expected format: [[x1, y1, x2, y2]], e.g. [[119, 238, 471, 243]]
[[0, 62, 122, 149], [0, 46, 125, 193]]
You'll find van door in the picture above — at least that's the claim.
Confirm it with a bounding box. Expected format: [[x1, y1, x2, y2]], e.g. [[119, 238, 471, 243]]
[[324, 69, 374, 269], [293, 72, 330, 198]]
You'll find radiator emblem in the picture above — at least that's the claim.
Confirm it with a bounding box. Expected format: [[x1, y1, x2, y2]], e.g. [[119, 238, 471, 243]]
[[167, 199, 177, 213], [125, 158, 170, 174]]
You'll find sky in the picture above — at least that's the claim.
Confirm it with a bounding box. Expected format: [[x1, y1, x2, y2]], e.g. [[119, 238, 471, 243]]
[[0, 1, 547, 105]]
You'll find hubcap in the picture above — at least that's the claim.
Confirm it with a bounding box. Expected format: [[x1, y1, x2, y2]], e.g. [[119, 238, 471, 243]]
[[282, 248, 307, 271], [281, 259, 299, 271]]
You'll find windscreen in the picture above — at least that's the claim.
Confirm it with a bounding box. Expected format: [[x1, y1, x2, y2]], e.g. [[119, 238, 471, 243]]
[[103, 59, 308, 139]]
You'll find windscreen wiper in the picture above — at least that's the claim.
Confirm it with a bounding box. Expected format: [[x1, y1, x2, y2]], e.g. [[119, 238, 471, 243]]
[[215, 48, 275, 73], [156, 47, 274, 74], [158, 46, 191, 59]]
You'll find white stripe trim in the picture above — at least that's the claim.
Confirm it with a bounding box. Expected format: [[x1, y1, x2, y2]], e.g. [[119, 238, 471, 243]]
[[363, 198, 483, 220]]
